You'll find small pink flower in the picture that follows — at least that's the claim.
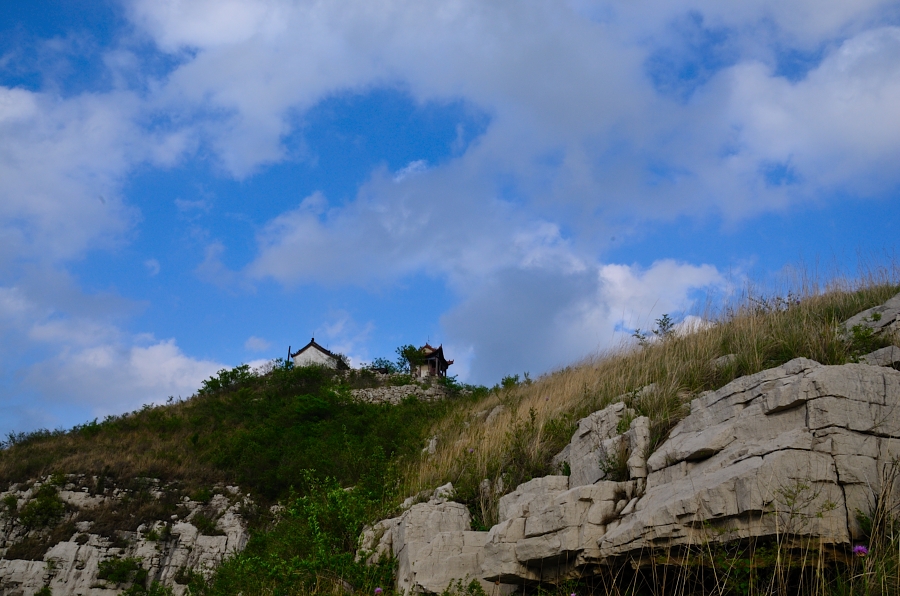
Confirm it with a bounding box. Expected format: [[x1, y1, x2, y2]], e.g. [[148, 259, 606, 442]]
[[375, 588, 383, 595], [853, 545, 868, 557], [468, 448, 474, 453]]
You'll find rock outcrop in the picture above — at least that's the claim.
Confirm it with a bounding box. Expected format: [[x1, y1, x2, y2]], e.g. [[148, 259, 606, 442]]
[[0, 478, 250, 596], [860, 345, 900, 368], [843, 291, 900, 336], [363, 355, 900, 592], [359, 486, 516, 595]]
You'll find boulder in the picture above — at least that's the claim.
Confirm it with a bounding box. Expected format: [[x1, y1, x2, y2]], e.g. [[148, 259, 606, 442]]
[[482, 480, 635, 584], [359, 485, 517, 594], [551, 401, 650, 487], [842, 291, 900, 336], [861, 345, 900, 368]]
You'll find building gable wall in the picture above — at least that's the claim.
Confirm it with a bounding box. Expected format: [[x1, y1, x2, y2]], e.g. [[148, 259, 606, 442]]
[[294, 346, 338, 369]]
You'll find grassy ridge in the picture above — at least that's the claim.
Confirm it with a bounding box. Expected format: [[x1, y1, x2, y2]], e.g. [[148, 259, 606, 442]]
[[1, 366, 475, 501]]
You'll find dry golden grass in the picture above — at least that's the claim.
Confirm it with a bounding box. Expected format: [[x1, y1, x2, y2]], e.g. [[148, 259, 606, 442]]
[[0, 398, 227, 490], [407, 270, 900, 527]]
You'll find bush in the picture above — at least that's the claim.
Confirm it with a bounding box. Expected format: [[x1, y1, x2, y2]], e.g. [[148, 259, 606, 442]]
[[192, 513, 224, 536], [2, 494, 17, 514], [18, 484, 65, 529], [190, 472, 395, 595], [98, 556, 146, 586]]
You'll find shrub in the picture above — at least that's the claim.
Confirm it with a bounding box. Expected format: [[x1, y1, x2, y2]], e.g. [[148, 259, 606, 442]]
[[2, 494, 17, 514], [192, 513, 224, 536], [98, 556, 146, 586], [190, 472, 394, 595], [18, 484, 65, 529], [597, 436, 629, 482]]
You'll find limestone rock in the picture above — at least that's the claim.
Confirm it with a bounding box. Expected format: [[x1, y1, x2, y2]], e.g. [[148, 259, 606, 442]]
[[356, 293, 900, 589], [485, 406, 506, 425], [601, 358, 900, 558], [0, 478, 250, 596], [482, 480, 634, 584], [842, 291, 900, 336], [711, 353, 737, 369], [358, 485, 516, 594], [497, 476, 569, 523], [423, 435, 439, 455], [860, 345, 900, 368], [551, 401, 650, 487], [551, 402, 627, 486]]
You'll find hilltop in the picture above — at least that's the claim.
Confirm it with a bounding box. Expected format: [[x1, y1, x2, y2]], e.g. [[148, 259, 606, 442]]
[[1, 274, 899, 596]]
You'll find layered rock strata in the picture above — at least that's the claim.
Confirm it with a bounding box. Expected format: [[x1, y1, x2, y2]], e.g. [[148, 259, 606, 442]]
[[363, 352, 900, 592], [0, 479, 250, 596]]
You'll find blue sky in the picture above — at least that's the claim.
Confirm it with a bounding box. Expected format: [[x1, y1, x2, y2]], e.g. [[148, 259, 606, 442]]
[[2, 0, 899, 437]]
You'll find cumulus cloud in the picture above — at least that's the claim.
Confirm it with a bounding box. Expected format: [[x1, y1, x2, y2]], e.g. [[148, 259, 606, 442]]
[[443, 259, 728, 383], [116, 0, 900, 223], [0, 273, 223, 436], [25, 338, 222, 415], [244, 335, 271, 352]]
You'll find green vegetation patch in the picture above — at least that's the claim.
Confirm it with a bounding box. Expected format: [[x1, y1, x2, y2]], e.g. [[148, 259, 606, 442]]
[[190, 472, 394, 596], [18, 484, 66, 529]]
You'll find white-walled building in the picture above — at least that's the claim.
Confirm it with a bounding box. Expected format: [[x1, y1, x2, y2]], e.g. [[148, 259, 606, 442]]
[[290, 338, 349, 370]]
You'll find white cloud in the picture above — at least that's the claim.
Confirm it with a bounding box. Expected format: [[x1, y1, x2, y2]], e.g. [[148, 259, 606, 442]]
[[144, 259, 161, 276], [26, 338, 222, 416], [442, 259, 728, 383], [394, 159, 428, 181], [3, 0, 899, 428], [312, 311, 375, 367], [244, 335, 271, 351], [106, 0, 900, 264], [0, 275, 224, 435]]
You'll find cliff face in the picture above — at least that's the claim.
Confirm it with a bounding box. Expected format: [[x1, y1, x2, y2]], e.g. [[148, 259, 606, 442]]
[[360, 293, 900, 594], [0, 477, 250, 596]]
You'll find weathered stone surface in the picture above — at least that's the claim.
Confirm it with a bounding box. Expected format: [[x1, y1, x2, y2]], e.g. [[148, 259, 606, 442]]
[[358, 484, 517, 594], [0, 480, 250, 596], [552, 402, 650, 488], [366, 359, 900, 588], [485, 406, 506, 425], [601, 359, 900, 559], [843, 291, 900, 335], [711, 353, 737, 369], [861, 345, 900, 368], [413, 531, 514, 595], [497, 476, 569, 523], [482, 480, 634, 583]]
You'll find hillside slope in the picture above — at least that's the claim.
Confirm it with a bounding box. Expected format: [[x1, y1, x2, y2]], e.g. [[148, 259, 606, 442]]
[[1, 276, 899, 596]]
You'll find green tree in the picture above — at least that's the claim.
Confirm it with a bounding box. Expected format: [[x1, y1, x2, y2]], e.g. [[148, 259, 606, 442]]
[[395, 345, 425, 373]]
